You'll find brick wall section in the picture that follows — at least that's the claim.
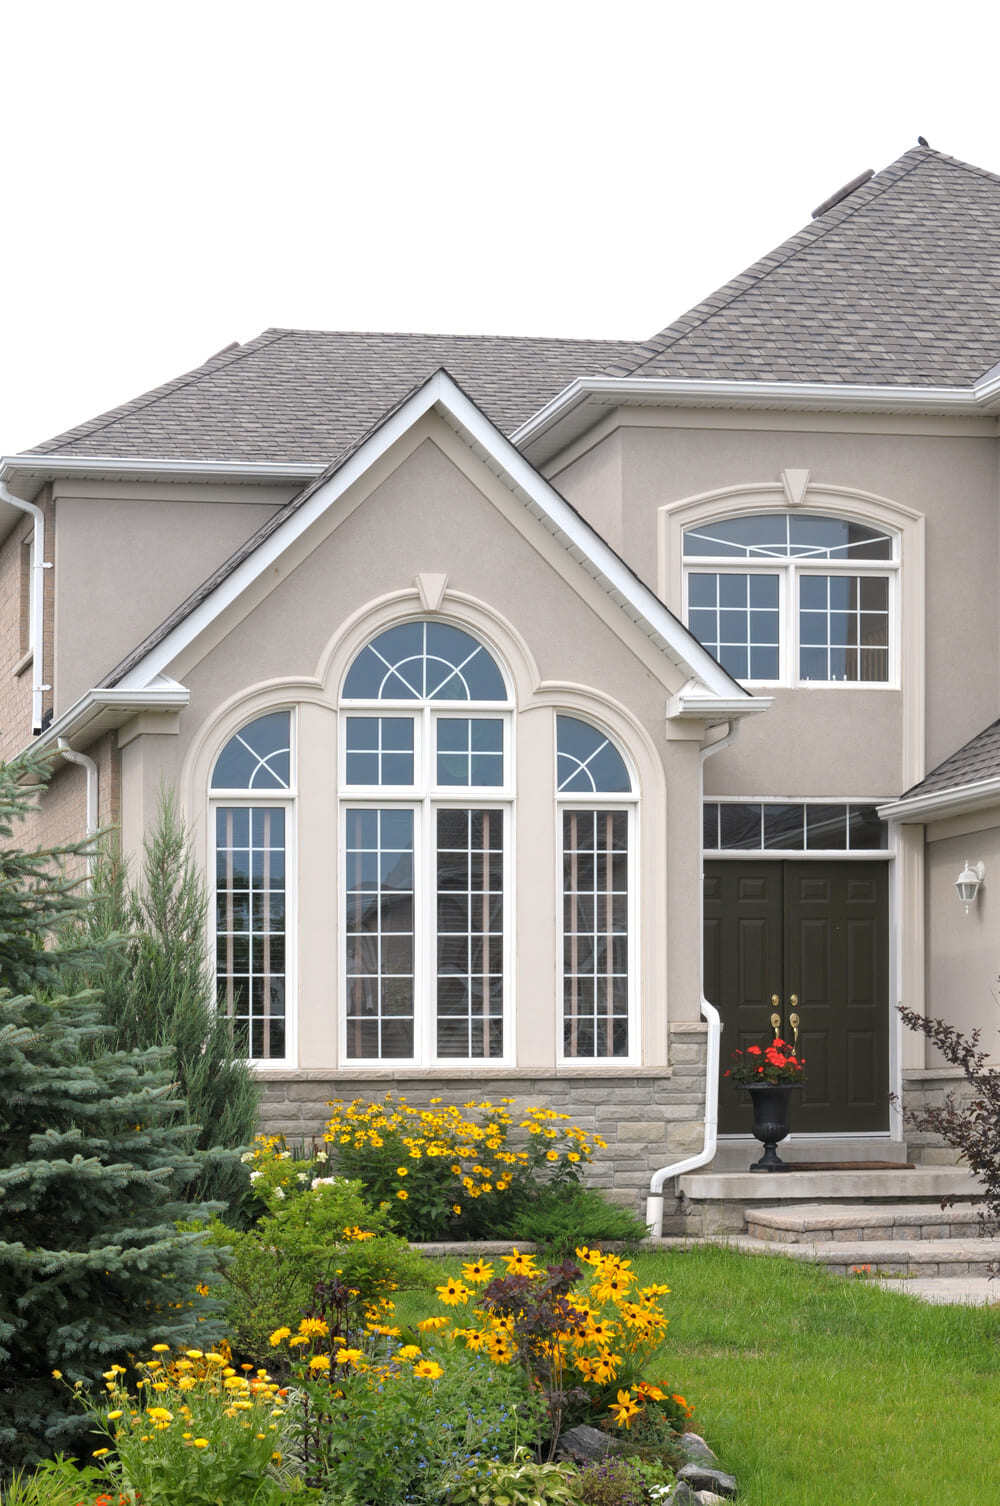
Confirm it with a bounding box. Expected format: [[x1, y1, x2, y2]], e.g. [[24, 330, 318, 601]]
[[901, 1067, 975, 1166], [256, 1023, 710, 1216], [0, 486, 54, 762], [5, 732, 121, 874]]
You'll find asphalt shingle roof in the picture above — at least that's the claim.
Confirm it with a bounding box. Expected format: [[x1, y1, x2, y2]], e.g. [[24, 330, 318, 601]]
[[29, 330, 642, 466], [897, 718, 1000, 803], [609, 146, 1000, 387]]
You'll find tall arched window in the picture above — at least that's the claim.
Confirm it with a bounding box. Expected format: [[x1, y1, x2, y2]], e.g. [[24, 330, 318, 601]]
[[340, 621, 512, 1064], [683, 513, 897, 685], [557, 715, 636, 1061], [211, 711, 293, 1062]]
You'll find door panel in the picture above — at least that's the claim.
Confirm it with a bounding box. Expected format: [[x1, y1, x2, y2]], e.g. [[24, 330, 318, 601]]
[[705, 859, 889, 1135]]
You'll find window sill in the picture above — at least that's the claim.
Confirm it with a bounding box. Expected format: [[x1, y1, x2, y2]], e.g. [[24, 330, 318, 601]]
[[12, 648, 33, 679], [253, 1065, 673, 1081]]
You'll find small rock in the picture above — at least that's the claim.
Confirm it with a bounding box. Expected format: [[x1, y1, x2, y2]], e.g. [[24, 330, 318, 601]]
[[667, 1484, 701, 1505], [696, 1494, 728, 1505], [679, 1432, 719, 1467], [677, 1464, 739, 1499], [557, 1423, 623, 1463]]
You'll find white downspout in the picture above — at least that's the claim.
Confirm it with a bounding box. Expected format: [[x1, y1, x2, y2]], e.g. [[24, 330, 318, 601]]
[[57, 738, 99, 885], [0, 481, 51, 733], [645, 719, 739, 1237]]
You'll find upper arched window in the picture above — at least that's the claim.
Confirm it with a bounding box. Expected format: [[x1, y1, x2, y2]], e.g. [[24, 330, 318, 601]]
[[557, 716, 632, 794], [343, 621, 507, 701], [683, 513, 898, 685], [210, 711, 293, 1065]]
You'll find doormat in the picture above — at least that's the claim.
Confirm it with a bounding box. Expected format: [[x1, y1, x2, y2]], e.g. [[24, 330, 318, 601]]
[[788, 1160, 916, 1171]]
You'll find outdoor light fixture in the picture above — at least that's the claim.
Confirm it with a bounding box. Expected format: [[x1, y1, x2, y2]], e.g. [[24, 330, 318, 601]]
[[955, 859, 985, 914]]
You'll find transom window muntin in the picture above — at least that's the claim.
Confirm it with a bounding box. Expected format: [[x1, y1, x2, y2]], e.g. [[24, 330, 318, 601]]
[[211, 710, 294, 1064], [703, 800, 887, 854], [556, 715, 637, 1063], [683, 512, 898, 687], [340, 621, 513, 1066]]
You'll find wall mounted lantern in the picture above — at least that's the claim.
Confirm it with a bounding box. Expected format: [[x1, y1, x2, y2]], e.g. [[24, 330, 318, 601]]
[[955, 859, 985, 914]]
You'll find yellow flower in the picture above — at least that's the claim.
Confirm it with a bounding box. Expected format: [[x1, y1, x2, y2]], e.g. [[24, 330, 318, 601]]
[[461, 1259, 495, 1285], [500, 1248, 538, 1277], [396, 1166, 408, 1176], [608, 1388, 642, 1429], [417, 1315, 450, 1332], [269, 1327, 292, 1346], [436, 1279, 471, 1306], [193, 1438, 210, 1448], [545, 1150, 559, 1162], [288, 1335, 310, 1347], [107, 1409, 123, 1420], [92, 1448, 110, 1458], [335, 1347, 365, 1367], [151, 1343, 171, 1353], [308, 1354, 331, 1372], [51, 1369, 62, 1380], [413, 1359, 444, 1380], [394, 1344, 423, 1362], [147, 1406, 174, 1422], [396, 1189, 409, 1200], [185, 1349, 204, 1359], [298, 1317, 329, 1338]]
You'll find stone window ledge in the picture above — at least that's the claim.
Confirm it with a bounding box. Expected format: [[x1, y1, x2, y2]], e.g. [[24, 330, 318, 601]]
[[253, 1066, 675, 1084]]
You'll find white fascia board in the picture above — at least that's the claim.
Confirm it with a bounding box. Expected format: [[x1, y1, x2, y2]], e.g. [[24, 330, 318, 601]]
[[19, 685, 190, 760], [513, 375, 1000, 462], [115, 370, 751, 707], [0, 454, 324, 501], [878, 775, 1000, 824], [669, 691, 773, 721]]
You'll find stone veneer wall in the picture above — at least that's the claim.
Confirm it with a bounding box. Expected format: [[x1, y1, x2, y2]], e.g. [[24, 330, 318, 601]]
[[257, 1021, 710, 1215], [901, 1067, 975, 1166]]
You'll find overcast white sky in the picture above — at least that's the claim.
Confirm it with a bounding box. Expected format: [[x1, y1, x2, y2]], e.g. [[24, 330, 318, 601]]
[[3, 0, 1000, 456]]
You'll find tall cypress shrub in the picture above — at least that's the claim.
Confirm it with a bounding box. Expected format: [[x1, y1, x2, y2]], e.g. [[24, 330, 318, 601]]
[[78, 790, 261, 1216], [0, 757, 223, 1469]]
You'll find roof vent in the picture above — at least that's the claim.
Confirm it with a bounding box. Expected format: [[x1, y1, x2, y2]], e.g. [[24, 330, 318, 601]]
[[811, 168, 875, 219]]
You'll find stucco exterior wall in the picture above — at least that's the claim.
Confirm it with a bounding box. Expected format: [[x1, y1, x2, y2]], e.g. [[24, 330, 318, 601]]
[[116, 419, 713, 1086], [923, 812, 1000, 1053], [0, 486, 55, 761], [52, 482, 292, 714]]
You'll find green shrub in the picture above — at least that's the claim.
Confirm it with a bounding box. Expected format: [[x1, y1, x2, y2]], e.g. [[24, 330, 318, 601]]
[[510, 1184, 648, 1256], [0, 1456, 111, 1506], [445, 1447, 581, 1506]]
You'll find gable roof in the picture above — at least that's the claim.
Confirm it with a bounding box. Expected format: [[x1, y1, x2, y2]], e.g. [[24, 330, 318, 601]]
[[27, 329, 641, 467], [879, 717, 1000, 821], [102, 368, 758, 714], [607, 146, 1000, 388]]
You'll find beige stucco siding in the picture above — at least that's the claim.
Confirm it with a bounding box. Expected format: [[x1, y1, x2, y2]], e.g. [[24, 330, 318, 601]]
[[923, 811, 1000, 1056], [52, 484, 292, 714], [117, 420, 714, 1075]]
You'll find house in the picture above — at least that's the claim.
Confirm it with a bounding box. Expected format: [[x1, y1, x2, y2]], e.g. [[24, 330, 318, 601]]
[[3, 142, 999, 1230]]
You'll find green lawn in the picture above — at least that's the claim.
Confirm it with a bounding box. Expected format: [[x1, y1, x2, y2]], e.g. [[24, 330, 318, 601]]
[[412, 1245, 1000, 1506]]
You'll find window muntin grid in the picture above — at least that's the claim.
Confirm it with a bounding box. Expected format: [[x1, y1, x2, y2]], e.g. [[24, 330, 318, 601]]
[[215, 806, 287, 1060], [687, 572, 780, 682], [342, 620, 507, 701], [211, 711, 291, 790], [562, 809, 629, 1059], [345, 716, 415, 786], [436, 716, 504, 787], [703, 801, 887, 853], [344, 808, 415, 1059], [556, 715, 631, 794], [682, 513, 897, 686], [436, 809, 504, 1058], [799, 574, 889, 682]]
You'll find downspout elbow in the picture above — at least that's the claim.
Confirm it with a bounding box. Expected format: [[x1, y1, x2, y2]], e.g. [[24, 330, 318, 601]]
[[57, 738, 99, 885]]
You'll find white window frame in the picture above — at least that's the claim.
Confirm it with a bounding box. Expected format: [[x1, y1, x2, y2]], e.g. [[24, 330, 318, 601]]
[[555, 719, 639, 1066], [338, 693, 516, 1068], [209, 708, 297, 1070], [682, 517, 900, 689], [702, 796, 892, 859]]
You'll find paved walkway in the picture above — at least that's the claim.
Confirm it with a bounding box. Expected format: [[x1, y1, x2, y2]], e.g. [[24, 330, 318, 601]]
[[874, 1275, 999, 1305]]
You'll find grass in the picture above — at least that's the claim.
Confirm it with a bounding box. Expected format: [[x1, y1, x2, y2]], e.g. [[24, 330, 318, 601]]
[[407, 1244, 1000, 1506]]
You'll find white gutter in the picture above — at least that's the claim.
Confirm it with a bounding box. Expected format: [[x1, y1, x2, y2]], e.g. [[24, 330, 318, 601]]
[[645, 720, 739, 1237], [57, 738, 99, 883], [878, 773, 1000, 824], [0, 481, 51, 732], [0, 454, 323, 496], [15, 682, 190, 762]]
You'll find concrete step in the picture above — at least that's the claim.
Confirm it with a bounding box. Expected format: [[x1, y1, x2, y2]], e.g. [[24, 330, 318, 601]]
[[746, 1201, 991, 1244], [721, 1233, 1000, 1278], [678, 1168, 983, 1203], [709, 1136, 912, 1172]]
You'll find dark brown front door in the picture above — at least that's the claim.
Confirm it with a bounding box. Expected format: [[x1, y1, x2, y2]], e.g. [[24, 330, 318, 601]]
[[704, 860, 889, 1134]]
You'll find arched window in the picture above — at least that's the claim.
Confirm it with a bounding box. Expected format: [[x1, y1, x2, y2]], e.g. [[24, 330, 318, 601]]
[[557, 716, 636, 1061], [683, 513, 897, 684], [340, 621, 511, 1064], [211, 711, 293, 1062]]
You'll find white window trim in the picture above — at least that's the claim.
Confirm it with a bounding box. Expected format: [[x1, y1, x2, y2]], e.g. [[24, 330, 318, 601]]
[[555, 719, 640, 1067], [337, 699, 516, 1069], [682, 549, 900, 690], [209, 708, 297, 1070], [702, 795, 893, 859]]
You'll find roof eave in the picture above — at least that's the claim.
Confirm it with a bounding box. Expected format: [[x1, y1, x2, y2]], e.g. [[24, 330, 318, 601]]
[[879, 775, 1000, 824], [0, 454, 325, 506], [15, 683, 190, 761], [514, 376, 1000, 466]]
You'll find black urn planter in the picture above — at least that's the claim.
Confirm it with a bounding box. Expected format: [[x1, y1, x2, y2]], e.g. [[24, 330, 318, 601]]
[[744, 1083, 800, 1172]]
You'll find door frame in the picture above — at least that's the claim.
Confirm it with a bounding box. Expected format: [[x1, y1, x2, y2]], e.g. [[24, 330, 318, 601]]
[[702, 798, 900, 1142]]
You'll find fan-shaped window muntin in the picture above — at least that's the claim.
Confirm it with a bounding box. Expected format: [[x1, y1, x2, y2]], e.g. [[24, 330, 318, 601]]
[[556, 715, 637, 1063], [683, 512, 897, 686], [343, 620, 508, 702], [211, 711, 292, 790]]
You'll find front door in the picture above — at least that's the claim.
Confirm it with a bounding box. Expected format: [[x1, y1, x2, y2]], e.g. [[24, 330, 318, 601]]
[[704, 860, 889, 1134]]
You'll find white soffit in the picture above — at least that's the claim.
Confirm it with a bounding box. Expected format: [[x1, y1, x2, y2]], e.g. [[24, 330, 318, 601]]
[[111, 371, 751, 708]]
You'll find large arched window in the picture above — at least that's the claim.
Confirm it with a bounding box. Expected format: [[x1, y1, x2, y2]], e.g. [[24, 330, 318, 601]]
[[339, 620, 512, 1064], [211, 711, 293, 1062], [557, 715, 636, 1061], [683, 513, 897, 685]]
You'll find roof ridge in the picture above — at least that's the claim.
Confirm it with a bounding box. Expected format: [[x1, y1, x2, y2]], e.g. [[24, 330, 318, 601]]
[[29, 330, 293, 456], [616, 147, 933, 379], [258, 325, 635, 348]]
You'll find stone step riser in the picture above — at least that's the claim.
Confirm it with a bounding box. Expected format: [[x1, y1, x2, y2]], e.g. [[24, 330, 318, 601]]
[[746, 1220, 987, 1244], [723, 1234, 1000, 1280]]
